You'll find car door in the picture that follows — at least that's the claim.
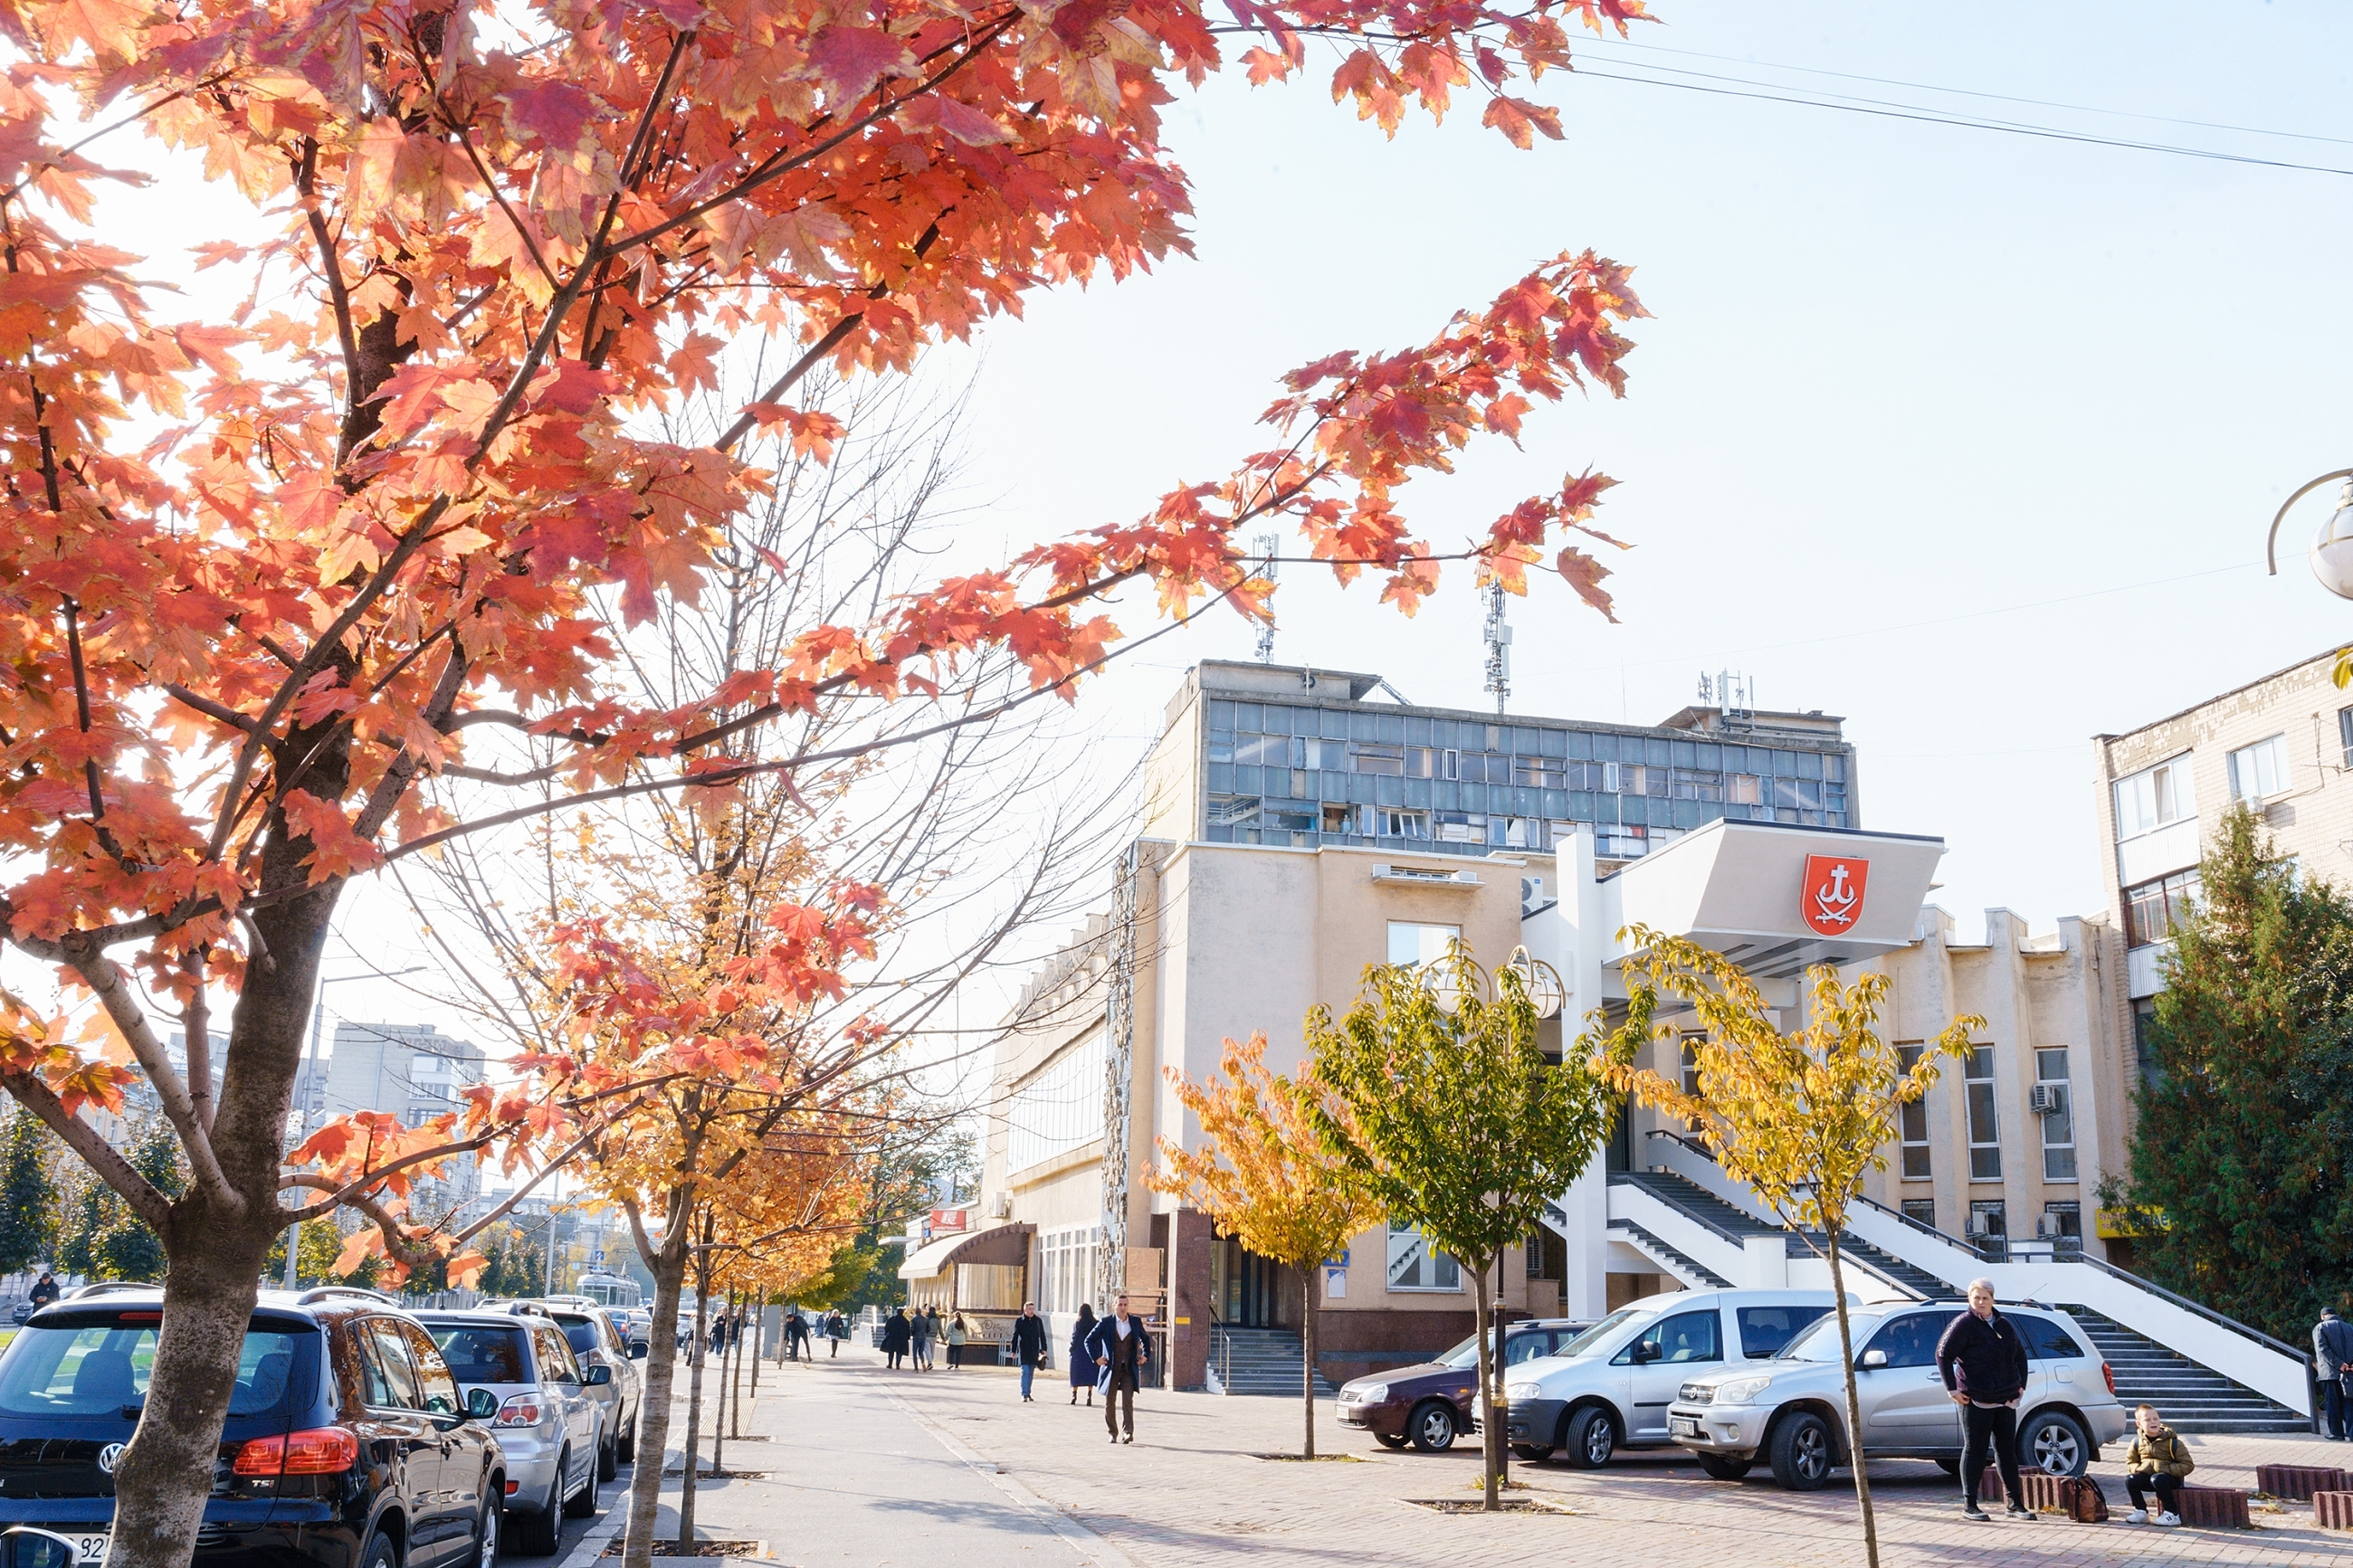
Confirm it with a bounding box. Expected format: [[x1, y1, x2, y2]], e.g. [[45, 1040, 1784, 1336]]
[[1857, 1311, 1962, 1450], [357, 1318, 452, 1565], [1615, 1308, 1724, 1443], [396, 1319, 486, 1548], [531, 1325, 594, 1493]]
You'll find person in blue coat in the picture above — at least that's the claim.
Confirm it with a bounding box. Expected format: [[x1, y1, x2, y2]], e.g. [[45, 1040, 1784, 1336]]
[[1085, 1294, 1152, 1444], [1066, 1303, 1097, 1407]]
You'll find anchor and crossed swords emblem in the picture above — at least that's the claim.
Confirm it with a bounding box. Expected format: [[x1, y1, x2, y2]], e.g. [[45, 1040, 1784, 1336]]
[[1800, 854, 1870, 937]]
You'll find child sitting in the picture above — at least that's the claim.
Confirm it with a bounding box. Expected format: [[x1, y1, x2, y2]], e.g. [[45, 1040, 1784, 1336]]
[[2120, 1403, 2194, 1525]]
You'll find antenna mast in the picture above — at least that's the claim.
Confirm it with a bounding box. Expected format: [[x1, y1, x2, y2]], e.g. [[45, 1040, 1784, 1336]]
[[1482, 580, 1511, 715], [1253, 532, 1278, 664]]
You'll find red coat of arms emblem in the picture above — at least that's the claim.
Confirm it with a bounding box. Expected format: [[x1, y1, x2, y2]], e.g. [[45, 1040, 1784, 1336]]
[[1801, 854, 1869, 936]]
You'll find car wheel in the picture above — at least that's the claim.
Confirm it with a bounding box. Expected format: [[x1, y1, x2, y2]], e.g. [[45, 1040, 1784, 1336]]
[[1510, 1443, 1556, 1463], [617, 1418, 636, 1466], [597, 1432, 617, 1483], [513, 1491, 560, 1559], [1563, 1406, 1615, 1469], [563, 1447, 598, 1519], [1767, 1411, 1834, 1491], [1373, 1432, 1408, 1449], [1932, 1453, 1961, 1476], [359, 1530, 399, 1568], [1406, 1400, 1458, 1453], [2020, 1410, 2091, 1477], [471, 1497, 500, 1568], [1696, 1452, 1752, 1480]]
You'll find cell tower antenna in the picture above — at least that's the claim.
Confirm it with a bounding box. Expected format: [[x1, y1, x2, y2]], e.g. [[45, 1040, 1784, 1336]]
[[1481, 580, 1511, 716], [1253, 532, 1278, 664]]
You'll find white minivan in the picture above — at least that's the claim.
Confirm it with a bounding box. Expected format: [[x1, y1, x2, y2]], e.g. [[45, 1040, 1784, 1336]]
[[1502, 1289, 1836, 1468]]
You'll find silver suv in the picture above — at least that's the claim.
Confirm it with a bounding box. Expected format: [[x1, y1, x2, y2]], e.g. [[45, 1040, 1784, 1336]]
[[1666, 1300, 2129, 1490], [488, 1301, 642, 1481], [419, 1309, 607, 1554]]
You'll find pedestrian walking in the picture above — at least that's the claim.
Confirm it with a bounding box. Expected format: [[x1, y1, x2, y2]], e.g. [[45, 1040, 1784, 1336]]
[[910, 1306, 935, 1371], [1010, 1302, 1048, 1400], [710, 1308, 729, 1359], [1936, 1277, 2034, 1523], [786, 1307, 811, 1361], [2316, 1307, 2353, 1440], [2120, 1403, 2193, 1525], [1086, 1292, 1151, 1445], [947, 1313, 969, 1369], [881, 1307, 911, 1369], [1066, 1303, 1097, 1407], [828, 1309, 847, 1358], [927, 1306, 944, 1367]]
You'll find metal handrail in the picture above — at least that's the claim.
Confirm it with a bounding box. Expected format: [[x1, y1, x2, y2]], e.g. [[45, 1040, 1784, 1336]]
[[1849, 1193, 1993, 1259], [1607, 1169, 1754, 1247], [1642, 1127, 1720, 1164]]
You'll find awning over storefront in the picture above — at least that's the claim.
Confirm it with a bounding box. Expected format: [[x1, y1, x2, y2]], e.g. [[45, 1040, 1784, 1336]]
[[897, 1221, 1034, 1281]]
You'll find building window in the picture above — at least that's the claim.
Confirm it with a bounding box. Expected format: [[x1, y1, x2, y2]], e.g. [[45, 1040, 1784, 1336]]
[[1964, 1047, 2001, 1182], [2131, 998, 2162, 1089], [2227, 734, 2291, 803], [2112, 754, 2195, 841], [1386, 1221, 1461, 1291], [2341, 708, 2353, 771], [2033, 1047, 2076, 1181], [1680, 1036, 1702, 1098], [2042, 1201, 2082, 1256], [1350, 742, 1405, 776], [1378, 808, 1431, 839], [1038, 1226, 1101, 1316], [1387, 922, 1460, 967], [2122, 869, 2199, 948], [1896, 1043, 1931, 1180], [1968, 1199, 2008, 1259], [1900, 1198, 1938, 1231], [1006, 1031, 1108, 1174], [1728, 773, 1762, 805]]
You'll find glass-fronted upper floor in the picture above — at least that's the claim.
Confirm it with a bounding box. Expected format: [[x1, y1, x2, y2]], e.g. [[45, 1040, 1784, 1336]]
[[1200, 693, 1853, 860]]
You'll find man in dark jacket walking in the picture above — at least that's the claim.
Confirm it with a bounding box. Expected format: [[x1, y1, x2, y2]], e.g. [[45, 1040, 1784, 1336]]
[[1936, 1278, 2034, 1523], [2316, 1307, 2353, 1440], [1087, 1293, 1152, 1444], [1010, 1302, 1049, 1402]]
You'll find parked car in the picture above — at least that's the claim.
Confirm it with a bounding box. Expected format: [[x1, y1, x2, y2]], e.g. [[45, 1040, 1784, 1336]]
[[1337, 1318, 1594, 1453], [1503, 1289, 1837, 1468], [484, 1304, 638, 1480], [1664, 1298, 2129, 1489], [0, 1285, 505, 1568], [416, 1310, 606, 1554]]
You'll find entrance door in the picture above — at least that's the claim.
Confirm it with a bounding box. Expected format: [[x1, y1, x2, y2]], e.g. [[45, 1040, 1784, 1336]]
[[1220, 1239, 1288, 1327], [1604, 1102, 1631, 1174]]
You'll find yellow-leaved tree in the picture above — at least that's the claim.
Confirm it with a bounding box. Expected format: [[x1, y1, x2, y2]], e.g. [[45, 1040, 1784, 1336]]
[[1596, 926, 1982, 1568], [1148, 1032, 1384, 1459]]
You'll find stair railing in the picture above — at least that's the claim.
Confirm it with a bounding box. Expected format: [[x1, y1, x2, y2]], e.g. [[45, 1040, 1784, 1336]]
[[1609, 1170, 1754, 1247], [1642, 1126, 1720, 1164], [1848, 1192, 1999, 1262], [1205, 1306, 1234, 1395], [2069, 1252, 2311, 1368]]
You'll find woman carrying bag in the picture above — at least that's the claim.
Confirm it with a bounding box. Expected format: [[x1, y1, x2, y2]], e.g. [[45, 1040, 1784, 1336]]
[[1067, 1303, 1098, 1406]]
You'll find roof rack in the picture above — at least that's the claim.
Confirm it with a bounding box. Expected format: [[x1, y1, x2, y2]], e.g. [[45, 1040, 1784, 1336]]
[[295, 1286, 398, 1306], [62, 1281, 159, 1298]]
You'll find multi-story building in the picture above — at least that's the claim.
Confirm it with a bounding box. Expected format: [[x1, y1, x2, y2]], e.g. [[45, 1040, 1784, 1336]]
[[917, 661, 2257, 1406], [318, 1022, 489, 1211], [2093, 643, 2353, 1030]]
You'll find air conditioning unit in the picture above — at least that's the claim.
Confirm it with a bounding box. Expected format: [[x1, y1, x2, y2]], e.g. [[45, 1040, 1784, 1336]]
[[988, 1192, 1012, 1219], [2034, 1215, 2057, 1240], [1965, 1212, 1996, 1238], [2028, 1084, 2070, 1117]]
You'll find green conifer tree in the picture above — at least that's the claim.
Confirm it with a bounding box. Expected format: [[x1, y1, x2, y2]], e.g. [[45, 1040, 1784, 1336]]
[[87, 1117, 188, 1283], [2110, 804, 2353, 1339], [0, 1107, 59, 1275]]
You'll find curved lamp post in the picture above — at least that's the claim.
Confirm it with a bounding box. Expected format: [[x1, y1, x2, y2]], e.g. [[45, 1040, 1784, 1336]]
[[2265, 469, 2353, 599], [1500, 945, 1567, 1021]]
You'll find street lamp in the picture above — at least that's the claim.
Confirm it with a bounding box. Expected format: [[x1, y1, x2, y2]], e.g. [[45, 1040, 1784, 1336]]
[[2264, 469, 2353, 599], [1500, 946, 1567, 1021], [281, 964, 424, 1288]]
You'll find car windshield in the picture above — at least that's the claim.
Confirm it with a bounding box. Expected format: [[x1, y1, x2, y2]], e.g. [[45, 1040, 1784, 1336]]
[[1555, 1307, 1648, 1361], [430, 1324, 531, 1383], [0, 1316, 301, 1417], [1782, 1312, 1885, 1362]]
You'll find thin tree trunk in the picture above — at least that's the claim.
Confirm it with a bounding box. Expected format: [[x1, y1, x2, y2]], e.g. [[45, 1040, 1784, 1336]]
[[621, 1195, 691, 1568], [711, 1288, 733, 1473], [1301, 1266, 1318, 1459], [1472, 1257, 1499, 1510], [727, 1288, 748, 1440], [1824, 1236, 1881, 1568], [677, 1236, 712, 1545]]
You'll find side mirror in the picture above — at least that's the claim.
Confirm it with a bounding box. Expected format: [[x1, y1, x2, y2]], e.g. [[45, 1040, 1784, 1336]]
[[5, 1528, 81, 1568], [584, 1364, 613, 1386], [1858, 1349, 1888, 1371], [1631, 1342, 1662, 1365], [466, 1387, 500, 1420], [629, 1342, 648, 1361]]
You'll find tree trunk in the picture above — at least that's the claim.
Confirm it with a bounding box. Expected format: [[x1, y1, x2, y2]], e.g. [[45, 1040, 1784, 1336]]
[[1824, 1235, 1881, 1568], [620, 1195, 692, 1568], [677, 1241, 713, 1545], [1472, 1256, 1500, 1510], [105, 880, 340, 1568], [1301, 1266, 1318, 1459]]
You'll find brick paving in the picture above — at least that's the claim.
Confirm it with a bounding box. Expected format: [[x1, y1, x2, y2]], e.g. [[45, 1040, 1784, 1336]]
[[823, 1345, 2353, 1567]]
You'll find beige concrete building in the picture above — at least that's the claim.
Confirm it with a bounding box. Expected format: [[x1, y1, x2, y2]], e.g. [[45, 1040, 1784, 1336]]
[[912, 661, 2242, 1404]]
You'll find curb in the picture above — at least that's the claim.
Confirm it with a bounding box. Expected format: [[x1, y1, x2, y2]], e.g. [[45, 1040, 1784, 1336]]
[[881, 1383, 1139, 1568]]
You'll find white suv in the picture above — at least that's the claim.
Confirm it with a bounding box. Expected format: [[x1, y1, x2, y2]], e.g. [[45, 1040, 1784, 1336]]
[[1666, 1300, 2129, 1489], [1502, 1289, 1836, 1468]]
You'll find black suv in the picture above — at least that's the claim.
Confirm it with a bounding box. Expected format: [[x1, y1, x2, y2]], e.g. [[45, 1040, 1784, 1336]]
[[0, 1286, 510, 1568]]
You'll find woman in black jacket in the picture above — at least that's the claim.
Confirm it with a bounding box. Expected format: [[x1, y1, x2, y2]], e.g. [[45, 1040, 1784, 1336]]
[[1067, 1304, 1098, 1406], [881, 1307, 912, 1369], [1935, 1278, 2033, 1522]]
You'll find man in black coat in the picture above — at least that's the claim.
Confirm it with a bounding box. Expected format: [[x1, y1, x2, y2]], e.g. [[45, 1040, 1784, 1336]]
[[1086, 1293, 1152, 1444], [2315, 1307, 2353, 1440], [1010, 1302, 1050, 1402], [1936, 1278, 2034, 1523]]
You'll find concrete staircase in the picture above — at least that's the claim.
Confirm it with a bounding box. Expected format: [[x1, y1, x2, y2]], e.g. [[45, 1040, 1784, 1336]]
[[1209, 1326, 1338, 1397], [1609, 1170, 1944, 1300], [1605, 1218, 1732, 1289], [2061, 1307, 2309, 1434]]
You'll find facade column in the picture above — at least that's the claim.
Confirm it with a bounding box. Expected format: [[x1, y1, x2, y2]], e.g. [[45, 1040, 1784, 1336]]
[[1550, 822, 1611, 1318], [1167, 1207, 1215, 1390]]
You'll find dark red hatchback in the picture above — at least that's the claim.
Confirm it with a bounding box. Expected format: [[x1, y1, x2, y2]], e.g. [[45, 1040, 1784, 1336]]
[[1335, 1318, 1592, 1452]]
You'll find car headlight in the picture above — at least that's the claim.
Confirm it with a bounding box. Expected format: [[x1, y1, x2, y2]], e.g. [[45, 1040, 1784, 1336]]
[[1355, 1383, 1388, 1402], [1505, 1382, 1536, 1402], [1709, 1375, 1774, 1408]]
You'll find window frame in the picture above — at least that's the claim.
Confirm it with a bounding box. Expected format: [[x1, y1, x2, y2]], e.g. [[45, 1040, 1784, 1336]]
[[2034, 1047, 2076, 1183], [1895, 1043, 1931, 1180], [2226, 733, 2291, 804], [2111, 754, 2195, 841], [1963, 1046, 2001, 1183], [1386, 922, 1461, 968], [1384, 1219, 1462, 1293]]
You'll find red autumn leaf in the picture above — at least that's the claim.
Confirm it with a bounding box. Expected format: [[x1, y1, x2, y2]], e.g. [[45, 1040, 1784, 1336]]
[[808, 24, 914, 104]]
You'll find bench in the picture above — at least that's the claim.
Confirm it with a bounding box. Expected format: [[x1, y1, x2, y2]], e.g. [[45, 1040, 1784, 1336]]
[[2258, 1464, 2351, 1501], [2314, 1490, 2353, 1530]]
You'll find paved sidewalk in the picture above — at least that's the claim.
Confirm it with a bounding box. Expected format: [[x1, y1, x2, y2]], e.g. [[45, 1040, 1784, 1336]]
[[879, 1351, 2353, 1568]]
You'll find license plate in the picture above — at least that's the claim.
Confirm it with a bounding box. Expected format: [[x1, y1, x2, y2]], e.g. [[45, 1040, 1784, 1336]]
[[72, 1535, 109, 1564], [1669, 1417, 1702, 1439]]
